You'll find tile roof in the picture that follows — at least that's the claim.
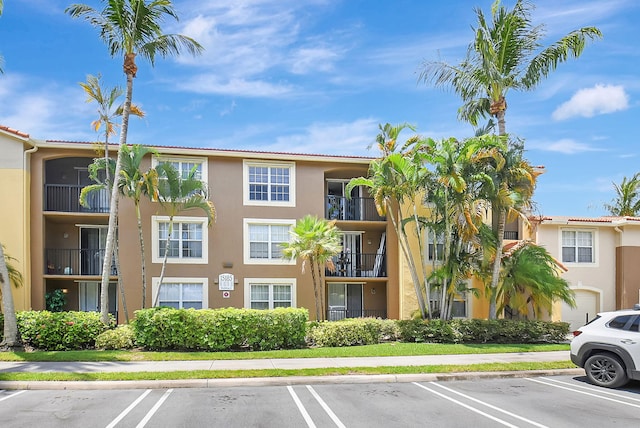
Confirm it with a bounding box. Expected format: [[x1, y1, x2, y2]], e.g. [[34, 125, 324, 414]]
[[0, 125, 29, 139]]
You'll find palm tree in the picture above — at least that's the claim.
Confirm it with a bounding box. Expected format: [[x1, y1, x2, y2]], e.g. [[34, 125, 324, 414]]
[[419, 0, 602, 136], [483, 143, 539, 319], [0, 243, 21, 349], [281, 215, 342, 321], [153, 162, 215, 306], [67, 0, 203, 324], [605, 174, 640, 216], [80, 74, 145, 184], [498, 241, 575, 318], [118, 144, 159, 308]]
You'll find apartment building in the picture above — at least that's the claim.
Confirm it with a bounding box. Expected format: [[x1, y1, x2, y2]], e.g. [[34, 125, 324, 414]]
[[532, 215, 640, 330], [0, 125, 399, 323]]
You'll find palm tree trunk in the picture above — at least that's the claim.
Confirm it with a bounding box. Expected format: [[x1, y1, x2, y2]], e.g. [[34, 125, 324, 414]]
[[99, 70, 134, 324], [154, 217, 174, 307], [113, 218, 129, 323], [309, 259, 322, 321], [488, 208, 507, 319], [135, 203, 147, 308], [0, 244, 20, 349]]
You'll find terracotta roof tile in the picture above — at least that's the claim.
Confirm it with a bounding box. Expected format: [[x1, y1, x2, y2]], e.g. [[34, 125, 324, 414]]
[[0, 125, 29, 138]]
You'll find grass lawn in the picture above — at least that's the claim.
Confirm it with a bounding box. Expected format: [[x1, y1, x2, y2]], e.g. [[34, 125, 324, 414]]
[[0, 342, 569, 362]]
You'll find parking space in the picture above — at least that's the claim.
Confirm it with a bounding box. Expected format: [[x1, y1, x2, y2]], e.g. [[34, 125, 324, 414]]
[[1, 375, 639, 427]]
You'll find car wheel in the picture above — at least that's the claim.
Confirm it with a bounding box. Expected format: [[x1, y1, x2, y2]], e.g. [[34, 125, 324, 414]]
[[584, 353, 628, 388]]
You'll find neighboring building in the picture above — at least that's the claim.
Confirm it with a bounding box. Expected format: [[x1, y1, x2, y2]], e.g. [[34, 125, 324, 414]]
[[532, 215, 640, 330], [0, 126, 400, 322]]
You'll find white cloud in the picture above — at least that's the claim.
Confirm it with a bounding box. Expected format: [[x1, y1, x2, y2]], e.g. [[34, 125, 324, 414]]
[[178, 75, 294, 97], [552, 84, 629, 120], [529, 138, 604, 154], [260, 118, 380, 156]]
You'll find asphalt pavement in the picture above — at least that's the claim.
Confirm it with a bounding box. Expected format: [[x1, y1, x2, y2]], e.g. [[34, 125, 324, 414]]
[[0, 350, 583, 390]]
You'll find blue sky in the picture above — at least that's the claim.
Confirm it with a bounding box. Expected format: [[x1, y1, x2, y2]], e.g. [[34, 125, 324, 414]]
[[0, 0, 638, 217]]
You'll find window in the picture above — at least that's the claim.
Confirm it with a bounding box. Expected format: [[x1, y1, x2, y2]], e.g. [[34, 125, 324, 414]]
[[426, 230, 445, 261], [243, 160, 295, 206], [153, 156, 207, 183], [243, 219, 295, 264], [562, 230, 594, 263], [152, 277, 208, 309], [152, 216, 208, 264], [244, 278, 296, 309]]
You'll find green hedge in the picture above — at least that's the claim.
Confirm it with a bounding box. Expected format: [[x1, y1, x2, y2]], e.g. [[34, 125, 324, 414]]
[[132, 307, 308, 351], [16, 311, 113, 350], [308, 318, 400, 347], [397, 319, 570, 344]]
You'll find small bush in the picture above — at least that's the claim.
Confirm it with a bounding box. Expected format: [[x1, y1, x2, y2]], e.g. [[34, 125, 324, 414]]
[[17, 311, 113, 351], [132, 307, 308, 351], [307, 318, 384, 347], [95, 324, 136, 350]]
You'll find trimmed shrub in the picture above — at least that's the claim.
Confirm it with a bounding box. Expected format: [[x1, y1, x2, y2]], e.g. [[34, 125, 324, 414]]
[[132, 307, 308, 351], [307, 318, 383, 347], [397, 318, 570, 344], [95, 324, 136, 350], [17, 311, 112, 350]]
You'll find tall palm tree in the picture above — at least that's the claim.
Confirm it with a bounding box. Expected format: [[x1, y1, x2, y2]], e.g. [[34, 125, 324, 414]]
[[419, 0, 602, 136], [605, 174, 640, 216], [348, 123, 433, 318], [498, 241, 575, 318], [483, 143, 539, 318], [80, 74, 144, 184], [281, 215, 342, 321], [118, 144, 159, 308], [153, 162, 215, 306], [67, 0, 203, 324], [0, 243, 20, 349]]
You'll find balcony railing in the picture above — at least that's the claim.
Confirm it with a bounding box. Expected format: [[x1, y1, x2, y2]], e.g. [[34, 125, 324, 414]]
[[45, 184, 110, 213], [504, 230, 519, 240], [326, 309, 387, 321], [45, 248, 117, 276], [325, 196, 385, 221], [325, 252, 386, 278]]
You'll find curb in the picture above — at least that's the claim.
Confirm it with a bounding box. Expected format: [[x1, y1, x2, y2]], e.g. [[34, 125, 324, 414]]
[[0, 368, 585, 391]]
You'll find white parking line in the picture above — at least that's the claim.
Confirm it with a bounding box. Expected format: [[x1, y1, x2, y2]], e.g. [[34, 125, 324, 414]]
[[539, 377, 640, 403], [287, 386, 317, 428], [430, 382, 549, 428], [106, 389, 152, 428], [412, 382, 519, 428], [526, 378, 640, 409], [306, 385, 346, 428], [136, 388, 174, 428], [0, 390, 26, 402]]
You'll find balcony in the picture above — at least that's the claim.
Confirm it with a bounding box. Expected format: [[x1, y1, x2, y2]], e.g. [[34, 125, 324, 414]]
[[325, 196, 385, 222], [325, 252, 386, 278], [45, 184, 110, 213], [504, 230, 519, 240], [45, 248, 117, 276], [327, 309, 387, 320]]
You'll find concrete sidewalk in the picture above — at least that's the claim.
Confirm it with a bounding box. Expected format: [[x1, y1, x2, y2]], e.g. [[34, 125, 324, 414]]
[[0, 351, 582, 390]]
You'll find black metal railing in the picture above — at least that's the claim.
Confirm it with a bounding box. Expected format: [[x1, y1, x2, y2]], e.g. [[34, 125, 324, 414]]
[[325, 252, 386, 278], [326, 309, 387, 321], [504, 230, 519, 240], [325, 196, 385, 221], [44, 184, 110, 213], [45, 248, 117, 276]]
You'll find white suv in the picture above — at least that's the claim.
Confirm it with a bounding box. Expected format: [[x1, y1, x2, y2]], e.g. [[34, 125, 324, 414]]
[[570, 306, 640, 388]]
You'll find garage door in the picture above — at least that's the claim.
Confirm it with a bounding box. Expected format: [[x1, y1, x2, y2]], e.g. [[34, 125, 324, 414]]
[[562, 290, 598, 332]]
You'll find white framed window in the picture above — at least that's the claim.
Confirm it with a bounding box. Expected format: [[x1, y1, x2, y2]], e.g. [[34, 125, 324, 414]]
[[243, 160, 295, 207], [561, 229, 595, 264], [152, 216, 208, 264], [425, 229, 445, 261], [243, 218, 295, 265], [244, 278, 296, 309], [153, 156, 207, 183], [152, 277, 208, 309]]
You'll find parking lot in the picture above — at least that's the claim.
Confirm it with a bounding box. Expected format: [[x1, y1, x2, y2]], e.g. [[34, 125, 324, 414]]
[[1, 375, 639, 427]]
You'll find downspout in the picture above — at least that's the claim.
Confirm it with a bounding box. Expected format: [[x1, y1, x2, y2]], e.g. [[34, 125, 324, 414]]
[[23, 140, 39, 310], [614, 226, 624, 309]]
